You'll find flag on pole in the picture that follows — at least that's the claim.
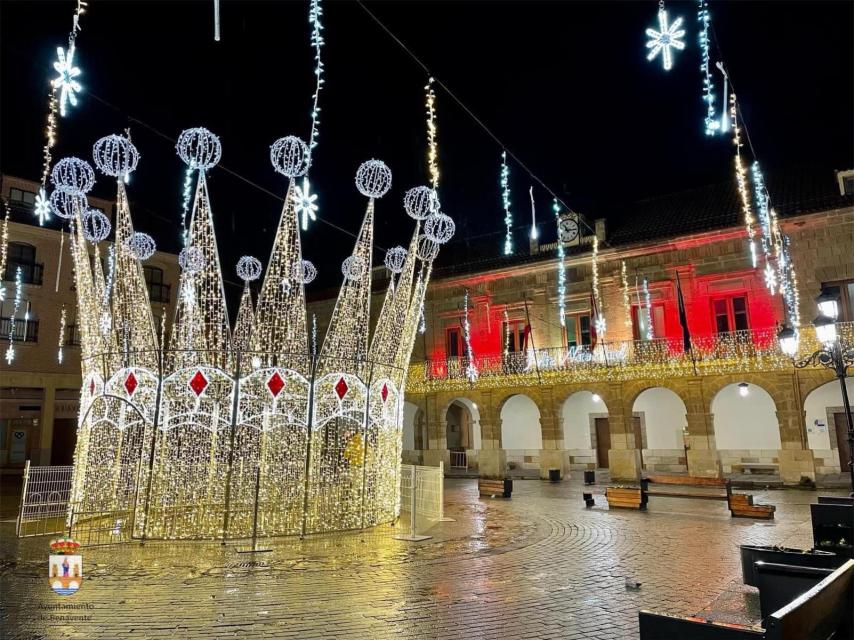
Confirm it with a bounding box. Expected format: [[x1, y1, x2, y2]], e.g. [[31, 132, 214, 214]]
[[675, 272, 692, 353]]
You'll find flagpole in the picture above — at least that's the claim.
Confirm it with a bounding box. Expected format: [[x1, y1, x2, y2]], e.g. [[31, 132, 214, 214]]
[[523, 297, 541, 385]]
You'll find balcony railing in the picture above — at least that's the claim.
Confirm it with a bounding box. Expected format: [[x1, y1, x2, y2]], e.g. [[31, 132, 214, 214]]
[[147, 282, 171, 304], [407, 323, 854, 392], [3, 262, 44, 286], [65, 324, 81, 347], [0, 318, 39, 343]]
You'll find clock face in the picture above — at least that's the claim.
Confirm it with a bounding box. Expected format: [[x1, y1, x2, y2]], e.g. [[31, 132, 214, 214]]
[[559, 217, 578, 242]]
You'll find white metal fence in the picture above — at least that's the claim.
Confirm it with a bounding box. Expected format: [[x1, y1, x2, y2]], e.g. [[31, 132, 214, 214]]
[[450, 451, 467, 469], [397, 462, 446, 540], [16, 461, 74, 537]]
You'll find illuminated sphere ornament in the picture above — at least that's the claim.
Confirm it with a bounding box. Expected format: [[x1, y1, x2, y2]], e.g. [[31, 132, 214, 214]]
[[127, 232, 156, 260], [81, 209, 111, 243], [424, 212, 455, 244], [403, 186, 437, 220], [51, 157, 95, 193], [176, 127, 222, 170], [384, 246, 407, 274], [270, 136, 310, 178], [355, 160, 392, 199], [236, 256, 262, 282], [49, 186, 88, 219], [93, 134, 140, 178], [296, 259, 317, 285], [179, 246, 205, 273], [342, 255, 366, 281], [416, 234, 440, 262]]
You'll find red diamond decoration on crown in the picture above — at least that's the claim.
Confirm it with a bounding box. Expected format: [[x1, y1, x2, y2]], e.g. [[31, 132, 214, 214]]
[[267, 371, 285, 398], [124, 371, 138, 397], [89, 378, 96, 396], [189, 370, 209, 397], [381, 383, 389, 403], [334, 376, 349, 400]]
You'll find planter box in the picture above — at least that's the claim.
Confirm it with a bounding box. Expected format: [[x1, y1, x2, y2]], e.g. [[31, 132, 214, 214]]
[[739, 544, 844, 587]]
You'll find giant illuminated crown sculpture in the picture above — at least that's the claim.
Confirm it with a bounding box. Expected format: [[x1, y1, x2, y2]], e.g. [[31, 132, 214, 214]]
[[65, 130, 447, 540]]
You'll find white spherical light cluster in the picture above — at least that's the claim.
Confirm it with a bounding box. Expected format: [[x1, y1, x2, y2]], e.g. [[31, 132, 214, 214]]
[[236, 256, 262, 282], [179, 246, 205, 273], [403, 186, 437, 221], [93, 134, 140, 178], [296, 259, 317, 285], [384, 246, 407, 274], [49, 187, 88, 220], [270, 136, 310, 178], [51, 157, 96, 194], [416, 234, 440, 262], [81, 209, 112, 243], [355, 160, 392, 199], [424, 212, 455, 244], [177, 127, 222, 170], [127, 232, 156, 260], [341, 255, 366, 281]]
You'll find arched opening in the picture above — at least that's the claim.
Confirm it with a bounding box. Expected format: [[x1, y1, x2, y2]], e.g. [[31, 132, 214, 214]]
[[804, 379, 853, 475], [712, 383, 781, 477], [401, 401, 425, 464], [500, 394, 542, 477], [444, 398, 481, 470], [562, 391, 609, 470], [632, 387, 688, 473]]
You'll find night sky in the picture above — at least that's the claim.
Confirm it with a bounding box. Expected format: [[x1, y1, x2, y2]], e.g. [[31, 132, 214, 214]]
[[2, 1, 852, 300]]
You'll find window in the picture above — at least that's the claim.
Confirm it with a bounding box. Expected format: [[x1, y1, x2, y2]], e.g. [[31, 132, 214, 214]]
[[144, 266, 170, 303], [0, 317, 39, 342], [822, 280, 854, 322], [712, 295, 749, 333], [631, 304, 666, 340], [446, 327, 463, 358], [565, 313, 592, 348], [503, 320, 527, 352], [5, 243, 43, 285], [9, 188, 36, 205]]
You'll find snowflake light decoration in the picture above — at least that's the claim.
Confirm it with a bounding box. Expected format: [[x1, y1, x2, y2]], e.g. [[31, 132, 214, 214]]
[[763, 263, 777, 293], [645, 7, 686, 71], [293, 177, 319, 230], [34, 188, 51, 225], [52, 44, 82, 117]]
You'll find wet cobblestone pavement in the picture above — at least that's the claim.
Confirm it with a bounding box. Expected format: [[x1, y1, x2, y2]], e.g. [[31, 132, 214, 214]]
[[0, 477, 843, 639]]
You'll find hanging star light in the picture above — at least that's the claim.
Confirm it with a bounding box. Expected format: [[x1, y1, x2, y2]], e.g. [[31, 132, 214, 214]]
[[52, 44, 82, 117], [645, 2, 686, 71], [293, 177, 319, 231]]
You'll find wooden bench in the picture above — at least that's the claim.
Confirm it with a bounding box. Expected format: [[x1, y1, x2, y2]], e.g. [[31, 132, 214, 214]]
[[638, 558, 854, 639], [603, 475, 775, 519], [478, 478, 512, 498]]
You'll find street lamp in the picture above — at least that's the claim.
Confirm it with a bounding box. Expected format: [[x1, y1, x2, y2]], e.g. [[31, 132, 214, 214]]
[[778, 289, 854, 493]]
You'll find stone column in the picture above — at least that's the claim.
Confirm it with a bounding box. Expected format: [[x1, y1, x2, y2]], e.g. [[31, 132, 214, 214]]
[[685, 379, 721, 477], [538, 387, 568, 480], [607, 383, 641, 481], [775, 373, 815, 485], [422, 393, 450, 469], [477, 391, 506, 478], [38, 383, 56, 465]]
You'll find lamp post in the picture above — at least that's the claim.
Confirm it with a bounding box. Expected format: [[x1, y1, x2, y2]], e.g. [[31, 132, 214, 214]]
[[778, 290, 854, 493]]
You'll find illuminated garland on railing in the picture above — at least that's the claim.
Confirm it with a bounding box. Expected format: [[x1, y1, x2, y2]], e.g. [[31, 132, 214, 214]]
[[621, 261, 632, 330], [730, 93, 757, 268], [553, 199, 566, 327], [5, 266, 23, 364], [591, 236, 605, 335], [501, 151, 513, 255], [698, 0, 718, 136]]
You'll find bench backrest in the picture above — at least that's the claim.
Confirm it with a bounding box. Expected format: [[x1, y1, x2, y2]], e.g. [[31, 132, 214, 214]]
[[816, 495, 854, 506], [638, 611, 764, 639], [764, 559, 854, 640], [644, 474, 729, 488]]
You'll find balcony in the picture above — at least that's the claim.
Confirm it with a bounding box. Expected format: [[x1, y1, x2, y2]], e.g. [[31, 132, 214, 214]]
[[147, 282, 171, 304], [65, 324, 81, 347], [0, 317, 39, 343], [3, 262, 44, 286], [406, 323, 854, 393]]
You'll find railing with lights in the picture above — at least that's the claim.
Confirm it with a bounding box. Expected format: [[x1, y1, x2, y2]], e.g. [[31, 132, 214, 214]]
[[407, 324, 854, 392]]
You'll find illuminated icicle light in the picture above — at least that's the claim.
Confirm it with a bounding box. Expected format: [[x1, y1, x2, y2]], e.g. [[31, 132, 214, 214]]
[[503, 307, 510, 359], [462, 290, 478, 382], [698, 0, 718, 135], [5, 265, 23, 364], [52, 43, 82, 117], [214, 0, 221, 41], [425, 77, 439, 192], [58, 305, 67, 363], [501, 151, 513, 255], [293, 177, 319, 231], [181, 167, 194, 245], [730, 94, 757, 268], [308, 0, 325, 159], [717, 62, 729, 133], [552, 199, 566, 327], [645, 5, 685, 71], [312, 313, 318, 355], [591, 236, 605, 335], [621, 261, 632, 328], [418, 301, 426, 334], [751, 161, 775, 292], [529, 187, 538, 240], [642, 276, 654, 341], [0, 199, 10, 302]]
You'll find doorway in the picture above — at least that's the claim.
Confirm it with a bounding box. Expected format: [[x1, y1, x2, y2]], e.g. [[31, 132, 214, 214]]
[[632, 416, 644, 469], [834, 411, 852, 472], [595, 417, 610, 468]]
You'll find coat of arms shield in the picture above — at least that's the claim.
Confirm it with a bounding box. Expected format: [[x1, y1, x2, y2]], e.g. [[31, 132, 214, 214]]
[[48, 538, 83, 595]]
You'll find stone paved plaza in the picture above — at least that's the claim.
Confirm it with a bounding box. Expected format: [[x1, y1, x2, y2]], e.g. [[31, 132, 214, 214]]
[[0, 476, 844, 640]]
